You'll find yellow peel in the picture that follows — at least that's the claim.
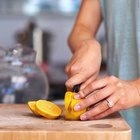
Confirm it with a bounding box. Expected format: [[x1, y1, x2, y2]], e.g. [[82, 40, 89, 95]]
[[64, 92, 86, 120], [64, 91, 73, 110], [28, 101, 40, 116]]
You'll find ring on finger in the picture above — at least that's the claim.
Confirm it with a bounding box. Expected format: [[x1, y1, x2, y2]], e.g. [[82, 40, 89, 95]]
[[106, 99, 114, 108]]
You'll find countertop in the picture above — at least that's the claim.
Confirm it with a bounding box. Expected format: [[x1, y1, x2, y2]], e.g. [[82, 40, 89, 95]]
[[0, 104, 131, 140]]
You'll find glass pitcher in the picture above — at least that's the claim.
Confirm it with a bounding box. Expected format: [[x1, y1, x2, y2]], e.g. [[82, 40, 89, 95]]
[[0, 44, 49, 103]]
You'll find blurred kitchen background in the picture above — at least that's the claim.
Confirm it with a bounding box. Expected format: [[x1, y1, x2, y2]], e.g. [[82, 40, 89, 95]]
[[0, 0, 107, 103]]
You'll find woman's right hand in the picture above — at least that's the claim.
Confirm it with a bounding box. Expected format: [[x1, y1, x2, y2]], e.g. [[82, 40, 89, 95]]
[[65, 39, 102, 91]]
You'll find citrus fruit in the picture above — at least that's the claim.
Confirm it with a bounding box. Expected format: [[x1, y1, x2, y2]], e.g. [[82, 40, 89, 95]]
[[35, 100, 62, 119], [64, 91, 86, 120], [28, 101, 40, 115]]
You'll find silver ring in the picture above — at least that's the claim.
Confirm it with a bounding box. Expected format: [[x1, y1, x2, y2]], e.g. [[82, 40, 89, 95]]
[[106, 99, 114, 108]]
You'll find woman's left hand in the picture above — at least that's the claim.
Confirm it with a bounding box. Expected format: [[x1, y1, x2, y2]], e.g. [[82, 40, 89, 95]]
[[73, 76, 140, 120]]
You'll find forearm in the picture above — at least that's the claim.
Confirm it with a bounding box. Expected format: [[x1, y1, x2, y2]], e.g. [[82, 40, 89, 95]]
[[68, 0, 102, 53]]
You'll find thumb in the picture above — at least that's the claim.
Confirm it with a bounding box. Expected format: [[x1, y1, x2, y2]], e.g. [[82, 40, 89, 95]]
[[65, 73, 87, 91]]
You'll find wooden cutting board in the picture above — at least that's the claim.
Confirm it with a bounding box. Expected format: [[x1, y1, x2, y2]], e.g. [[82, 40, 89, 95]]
[[0, 104, 131, 140]]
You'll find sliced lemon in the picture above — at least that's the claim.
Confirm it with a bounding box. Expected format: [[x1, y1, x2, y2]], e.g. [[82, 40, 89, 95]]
[[70, 98, 86, 119], [64, 92, 86, 120], [64, 91, 73, 110], [28, 101, 40, 116], [35, 100, 62, 119]]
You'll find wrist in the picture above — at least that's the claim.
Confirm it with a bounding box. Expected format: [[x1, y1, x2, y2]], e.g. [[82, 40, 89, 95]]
[[74, 38, 101, 53], [130, 79, 140, 105]]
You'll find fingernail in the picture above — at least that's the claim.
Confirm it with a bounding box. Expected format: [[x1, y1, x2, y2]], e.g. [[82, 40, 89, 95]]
[[74, 94, 80, 99], [74, 104, 81, 111], [80, 114, 87, 120]]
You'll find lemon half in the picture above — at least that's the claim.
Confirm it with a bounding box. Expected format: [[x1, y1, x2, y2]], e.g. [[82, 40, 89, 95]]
[[28, 101, 40, 116], [35, 100, 62, 119]]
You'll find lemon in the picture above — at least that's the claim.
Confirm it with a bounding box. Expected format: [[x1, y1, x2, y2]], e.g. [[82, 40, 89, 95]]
[[28, 101, 40, 116], [64, 91, 73, 110], [35, 100, 62, 119], [64, 91, 86, 120]]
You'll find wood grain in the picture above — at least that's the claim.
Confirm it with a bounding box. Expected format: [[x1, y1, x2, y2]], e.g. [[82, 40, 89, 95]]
[[0, 104, 131, 140]]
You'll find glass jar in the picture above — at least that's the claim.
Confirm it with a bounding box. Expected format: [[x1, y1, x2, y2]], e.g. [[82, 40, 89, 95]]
[[0, 45, 49, 103]]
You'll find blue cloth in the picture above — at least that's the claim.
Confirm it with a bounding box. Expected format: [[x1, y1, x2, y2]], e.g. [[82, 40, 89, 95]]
[[100, 1, 140, 140]]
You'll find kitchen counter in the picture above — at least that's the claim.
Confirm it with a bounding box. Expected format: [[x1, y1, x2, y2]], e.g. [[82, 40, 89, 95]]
[[0, 104, 131, 140]]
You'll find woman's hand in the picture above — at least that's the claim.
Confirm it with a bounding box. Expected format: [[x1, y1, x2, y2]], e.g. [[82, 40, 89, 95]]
[[65, 39, 102, 91], [73, 76, 140, 120]]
